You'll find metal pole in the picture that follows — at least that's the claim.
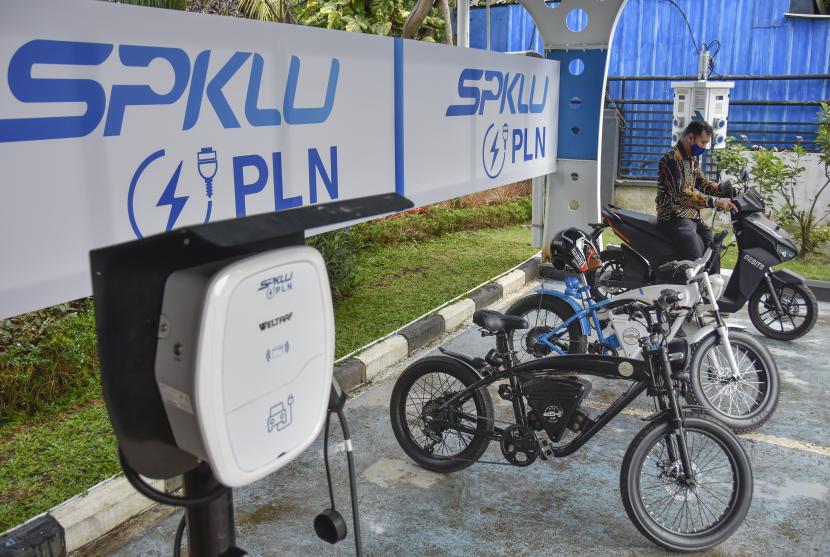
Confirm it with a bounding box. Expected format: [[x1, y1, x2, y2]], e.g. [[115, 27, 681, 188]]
[[457, 0, 469, 48], [485, 0, 491, 51], [184, 463, 241, 556], [531, 176, 545, 248]]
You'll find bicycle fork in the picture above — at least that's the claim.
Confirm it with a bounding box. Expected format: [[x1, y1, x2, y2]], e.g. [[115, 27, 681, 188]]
[[658, 348, 696, 485]]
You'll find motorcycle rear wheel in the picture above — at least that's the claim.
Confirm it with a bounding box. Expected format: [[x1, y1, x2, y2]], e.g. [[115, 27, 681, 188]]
[[586, 250, 627, 301]]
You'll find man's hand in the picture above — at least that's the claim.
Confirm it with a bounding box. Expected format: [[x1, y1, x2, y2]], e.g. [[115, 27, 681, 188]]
[[714, 198, 737, 212]]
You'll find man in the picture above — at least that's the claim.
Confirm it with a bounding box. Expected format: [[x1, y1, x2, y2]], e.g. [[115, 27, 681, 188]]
[[656, 121, 736, 273]]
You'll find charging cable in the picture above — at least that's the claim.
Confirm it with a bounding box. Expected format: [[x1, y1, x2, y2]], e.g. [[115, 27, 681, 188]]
[[318, 380, 363, 556], [337, 408, 363, 557]]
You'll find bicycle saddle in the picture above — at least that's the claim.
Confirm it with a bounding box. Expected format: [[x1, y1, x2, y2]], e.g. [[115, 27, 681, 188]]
[[473, 309, 528, 332]]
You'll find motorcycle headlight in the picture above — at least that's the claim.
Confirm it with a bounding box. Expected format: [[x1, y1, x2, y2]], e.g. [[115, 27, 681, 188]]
[[776, 244, 796, 262]]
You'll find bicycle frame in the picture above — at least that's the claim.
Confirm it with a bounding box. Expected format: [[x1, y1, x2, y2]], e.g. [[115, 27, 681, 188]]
[[533, 274, 616, 355], [435, 349, 690, 463], [430, 333, 697, 483], [533, 265, 741, 371]]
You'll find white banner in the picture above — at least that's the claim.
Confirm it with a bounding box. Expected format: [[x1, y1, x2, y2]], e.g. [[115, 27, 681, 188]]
[[0, 0, 558, 318], [403, 41, 558, 207]]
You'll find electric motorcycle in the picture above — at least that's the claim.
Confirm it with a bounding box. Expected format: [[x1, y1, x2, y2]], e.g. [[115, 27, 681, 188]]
[[588, 187, 817, 340], [390, 291, 753, 552], [503, 231, 779, 433]]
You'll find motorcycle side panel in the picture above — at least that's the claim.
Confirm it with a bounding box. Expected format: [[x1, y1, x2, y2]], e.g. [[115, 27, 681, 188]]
[[723, 246, 779, 303]]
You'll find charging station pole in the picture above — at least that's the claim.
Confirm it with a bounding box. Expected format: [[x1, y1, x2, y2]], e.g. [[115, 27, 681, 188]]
[[184, 464, 239, 556], [91, 194, 412, 556]]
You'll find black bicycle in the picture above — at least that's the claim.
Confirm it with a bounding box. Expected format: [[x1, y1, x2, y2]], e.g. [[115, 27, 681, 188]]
[[390, 290, 752, 552]]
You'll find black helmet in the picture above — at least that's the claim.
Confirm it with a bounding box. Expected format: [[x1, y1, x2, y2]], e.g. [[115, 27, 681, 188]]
[[550, 228, 599, 273]]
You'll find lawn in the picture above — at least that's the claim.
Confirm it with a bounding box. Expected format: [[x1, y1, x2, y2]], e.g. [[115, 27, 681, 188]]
[[0, 224, 538, 533]]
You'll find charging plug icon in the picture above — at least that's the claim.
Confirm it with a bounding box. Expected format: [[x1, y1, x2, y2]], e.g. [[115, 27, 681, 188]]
[[197, 147, 218, 223]]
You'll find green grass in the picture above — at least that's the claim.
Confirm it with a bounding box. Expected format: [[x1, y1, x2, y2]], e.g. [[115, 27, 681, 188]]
[[0, 400, 118, 532], [334, 224, 537, 358], [0, 224, 537, 532], [601, 228, 830, 280]]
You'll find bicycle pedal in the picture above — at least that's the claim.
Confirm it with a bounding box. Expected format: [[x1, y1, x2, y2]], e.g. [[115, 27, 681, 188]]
[[538, 439, 554, 460]]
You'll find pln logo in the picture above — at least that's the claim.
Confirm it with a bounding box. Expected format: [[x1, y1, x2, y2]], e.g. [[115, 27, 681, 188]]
[[482, 123, 509, 179], [127, 147, 218, 239]]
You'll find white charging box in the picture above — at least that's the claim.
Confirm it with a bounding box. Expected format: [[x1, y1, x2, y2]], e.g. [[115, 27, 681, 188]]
[[155, 246, 334, 487]]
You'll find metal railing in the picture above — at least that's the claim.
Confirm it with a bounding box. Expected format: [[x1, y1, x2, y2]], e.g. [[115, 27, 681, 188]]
[[606, 74, 829, 182]]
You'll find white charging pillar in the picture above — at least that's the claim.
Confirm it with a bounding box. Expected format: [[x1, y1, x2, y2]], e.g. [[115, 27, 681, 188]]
[[670, 81, 735, 149], [518, 0, 629, 260]]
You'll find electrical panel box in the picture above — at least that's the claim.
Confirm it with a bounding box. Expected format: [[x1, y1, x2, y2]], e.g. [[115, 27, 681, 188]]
[[670, 81, 735, 149], [155, 246, 334, 487]]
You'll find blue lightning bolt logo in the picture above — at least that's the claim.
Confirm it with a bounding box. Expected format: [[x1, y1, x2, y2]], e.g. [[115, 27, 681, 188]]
[[490, 135, 500, 171], [482, 123, 508, 179], [156, 161, 188, 232]]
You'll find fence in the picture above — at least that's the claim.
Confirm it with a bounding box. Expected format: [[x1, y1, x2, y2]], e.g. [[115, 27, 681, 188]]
[[607, 74, 829, 183]]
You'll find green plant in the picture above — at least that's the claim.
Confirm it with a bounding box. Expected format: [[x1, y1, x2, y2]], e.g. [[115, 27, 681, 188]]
[[0, 300, 100, 421], [807, 226, 830, 249], [748, 147, 805, 213], [781, 103, 830, 255], [714, 139, 748, 179], [307, 228, 364, 299]]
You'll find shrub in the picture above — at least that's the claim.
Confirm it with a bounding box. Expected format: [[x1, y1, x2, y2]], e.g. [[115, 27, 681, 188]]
[[306, 228, 363, 299], [0, 299, 100, 420]]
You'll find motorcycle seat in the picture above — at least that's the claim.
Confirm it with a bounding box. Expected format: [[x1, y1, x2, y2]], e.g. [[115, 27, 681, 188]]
[[473, 309, 528, 332], [613, 208, 670, 244]]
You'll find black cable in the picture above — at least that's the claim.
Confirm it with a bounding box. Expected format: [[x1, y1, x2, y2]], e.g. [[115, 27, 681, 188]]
[[173, 513, 186, 557], [664, 0, 699, 52], [323, 411, 336, 510], [118, 449, 226, 507], [336, 409, 363, 557]]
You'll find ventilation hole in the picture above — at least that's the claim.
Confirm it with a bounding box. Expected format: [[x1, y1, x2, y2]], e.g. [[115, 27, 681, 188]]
[[566, 9, 588, 33], [570, 173, 580, 181], [571, 126, 580, 135], [569, 200, 580, 211], [570, 97, 583, 109], [568, 59, 585, 76]]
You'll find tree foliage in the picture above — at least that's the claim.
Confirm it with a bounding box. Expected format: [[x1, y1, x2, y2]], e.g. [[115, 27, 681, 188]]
[[112, 0, 450, 41]]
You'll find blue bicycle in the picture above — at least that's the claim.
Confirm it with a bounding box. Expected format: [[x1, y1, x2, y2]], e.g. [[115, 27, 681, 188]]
[[496, 274, 623, 363]]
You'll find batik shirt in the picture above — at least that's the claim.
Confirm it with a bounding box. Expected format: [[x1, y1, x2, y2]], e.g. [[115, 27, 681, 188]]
[[655, 142, 719, 222]]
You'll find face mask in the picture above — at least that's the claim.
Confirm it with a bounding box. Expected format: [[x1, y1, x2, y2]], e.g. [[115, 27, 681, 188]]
[[690, 143, 707, 156]]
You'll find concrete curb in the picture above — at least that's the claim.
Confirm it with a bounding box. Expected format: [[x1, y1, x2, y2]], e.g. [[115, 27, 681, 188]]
[[805, 279, 830, 302], [0, 255, 543, 556], [0, 476, 178, 557]]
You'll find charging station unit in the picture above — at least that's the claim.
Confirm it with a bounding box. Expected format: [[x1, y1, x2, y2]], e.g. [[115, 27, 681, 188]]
[[155, 246, 334, 488], [90, 193, 412, 556], [670, 80, 735, 148]]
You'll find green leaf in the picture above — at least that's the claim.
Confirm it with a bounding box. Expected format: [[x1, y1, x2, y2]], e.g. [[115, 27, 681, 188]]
[[371, 21, 393, 36]]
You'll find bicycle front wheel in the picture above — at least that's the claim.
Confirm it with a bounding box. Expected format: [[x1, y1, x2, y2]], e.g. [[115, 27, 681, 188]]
[[620, 416, 752, 552]]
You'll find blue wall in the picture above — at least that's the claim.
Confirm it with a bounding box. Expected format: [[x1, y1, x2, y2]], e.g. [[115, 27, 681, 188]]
[[470, 0, 830, 129]]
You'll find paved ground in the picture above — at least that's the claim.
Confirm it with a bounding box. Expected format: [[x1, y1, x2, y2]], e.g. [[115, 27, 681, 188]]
[[86, 282, 830, 556]]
